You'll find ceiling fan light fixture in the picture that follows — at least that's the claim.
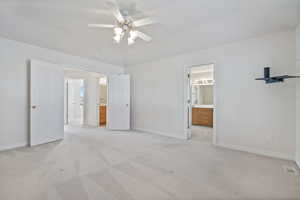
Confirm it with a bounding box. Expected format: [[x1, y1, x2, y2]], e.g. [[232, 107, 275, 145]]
[[129, 30, 138, 39], [113, 35, 121, 43], [128, 30, 137, 45], [88, 1, 155, 45], [128, 37, 135, 45], [114, 27, 123, 35]]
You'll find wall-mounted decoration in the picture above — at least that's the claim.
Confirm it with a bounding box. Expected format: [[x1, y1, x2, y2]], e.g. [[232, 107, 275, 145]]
[[255, 67, 300, 84]]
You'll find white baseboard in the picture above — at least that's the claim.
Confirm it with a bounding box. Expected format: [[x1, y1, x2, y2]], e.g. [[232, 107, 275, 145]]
[[0, 142, 28, 152], [216, 142, 293, 161], [134, 128, 187, 140]]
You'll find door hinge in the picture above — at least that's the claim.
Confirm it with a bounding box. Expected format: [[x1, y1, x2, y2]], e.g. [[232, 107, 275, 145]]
[[187, 73, 190, 78]]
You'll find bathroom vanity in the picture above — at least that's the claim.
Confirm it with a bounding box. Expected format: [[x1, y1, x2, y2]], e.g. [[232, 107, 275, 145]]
[[99, 105, 106, 126], [192, 105, 214, 127]]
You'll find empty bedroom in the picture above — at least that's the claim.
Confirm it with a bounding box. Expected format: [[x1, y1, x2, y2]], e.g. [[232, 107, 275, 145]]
[[0, 0, 300, 199]]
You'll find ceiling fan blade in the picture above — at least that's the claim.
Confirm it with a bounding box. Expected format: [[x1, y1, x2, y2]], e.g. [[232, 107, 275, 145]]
[[88, 24, 115, 28], [133, 18, 157, 27], [136, 31, 152, 42], [106, 0, 125, 23]]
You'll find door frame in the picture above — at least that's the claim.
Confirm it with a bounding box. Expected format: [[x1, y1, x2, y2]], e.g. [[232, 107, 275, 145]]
[[64, 68, 106, 128], [98, 76, 108, 128], [183, 63, 217, 145], [64, 80, 69, 125]]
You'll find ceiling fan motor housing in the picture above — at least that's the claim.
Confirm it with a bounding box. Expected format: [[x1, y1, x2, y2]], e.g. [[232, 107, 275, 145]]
[[118, 18, 133, 32]]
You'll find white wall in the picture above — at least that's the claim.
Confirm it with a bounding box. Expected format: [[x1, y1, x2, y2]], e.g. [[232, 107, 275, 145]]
[[0, 37, 123, 150], [127, 30, 296, 160], [296, 25, 300, 166], [84, 76, 100, 127]]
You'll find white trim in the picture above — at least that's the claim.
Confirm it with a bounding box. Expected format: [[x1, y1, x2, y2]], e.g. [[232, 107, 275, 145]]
[[134, 128, 188, 140], [30, 138, 63, 147], [212, 64, 217, 145], [183, 66, 191, 139], [184, 65, 192, 139], [216, 142, 294, 161], [0, 142, 28, 152]]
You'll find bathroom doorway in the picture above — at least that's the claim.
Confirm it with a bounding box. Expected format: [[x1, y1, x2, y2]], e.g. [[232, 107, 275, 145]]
[[185, 63, 216, 144], [98, 76, 108, 127]]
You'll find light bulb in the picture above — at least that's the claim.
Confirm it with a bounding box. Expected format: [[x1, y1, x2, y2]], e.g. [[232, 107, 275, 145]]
[[128, 37, 135, 45], [113, 35, 121, 43], [114, 27, 123, 35], [129, 30, 138, 39]]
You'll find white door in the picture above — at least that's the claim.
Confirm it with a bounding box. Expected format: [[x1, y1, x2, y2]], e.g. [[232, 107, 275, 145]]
[[68, 79, 83, 125], [30, 59, 64, 146], [84, 76, 100, 127], [64, 80, 68, 124], [107, 74, 130, 130], [186, 68, 192, 139], [297, 60, 300, 168]]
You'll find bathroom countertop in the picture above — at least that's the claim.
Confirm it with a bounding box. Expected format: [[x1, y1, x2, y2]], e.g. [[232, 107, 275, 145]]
[[192, 104, 214, 108]]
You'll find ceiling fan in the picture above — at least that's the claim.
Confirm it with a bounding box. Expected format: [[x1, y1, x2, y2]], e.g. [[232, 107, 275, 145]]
[[88, 1, 156, 45]]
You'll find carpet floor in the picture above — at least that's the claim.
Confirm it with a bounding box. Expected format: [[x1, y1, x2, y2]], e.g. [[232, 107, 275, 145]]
[[0, 126, 299, 200]]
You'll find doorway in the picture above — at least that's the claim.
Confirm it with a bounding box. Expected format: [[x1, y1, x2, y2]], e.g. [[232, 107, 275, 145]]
[[64, 69, 104, 128], [30, 59, 131, 147], [185, 64, 216, 144], [99, 76, 108, 127], [65, 79, 85, 126], [64, 70, 130, 131]]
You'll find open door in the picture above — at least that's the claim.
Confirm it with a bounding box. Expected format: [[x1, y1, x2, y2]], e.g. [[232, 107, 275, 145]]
[[186, 68, 192, 139], [107, 74, 130, 130], [30, 59, 64, 146], [67, 79, 84, 125], [84, 76, 100, 127]]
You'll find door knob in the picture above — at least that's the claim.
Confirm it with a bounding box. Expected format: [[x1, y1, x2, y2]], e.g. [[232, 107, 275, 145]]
[[32, 105, 37, 109]]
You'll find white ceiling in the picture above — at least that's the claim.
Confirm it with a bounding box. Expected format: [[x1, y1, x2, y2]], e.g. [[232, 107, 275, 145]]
[[1, 0, 300, 67]]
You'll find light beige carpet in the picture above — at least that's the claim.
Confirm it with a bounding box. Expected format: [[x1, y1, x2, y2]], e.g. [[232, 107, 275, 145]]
[[0, 126, 299, 200]]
